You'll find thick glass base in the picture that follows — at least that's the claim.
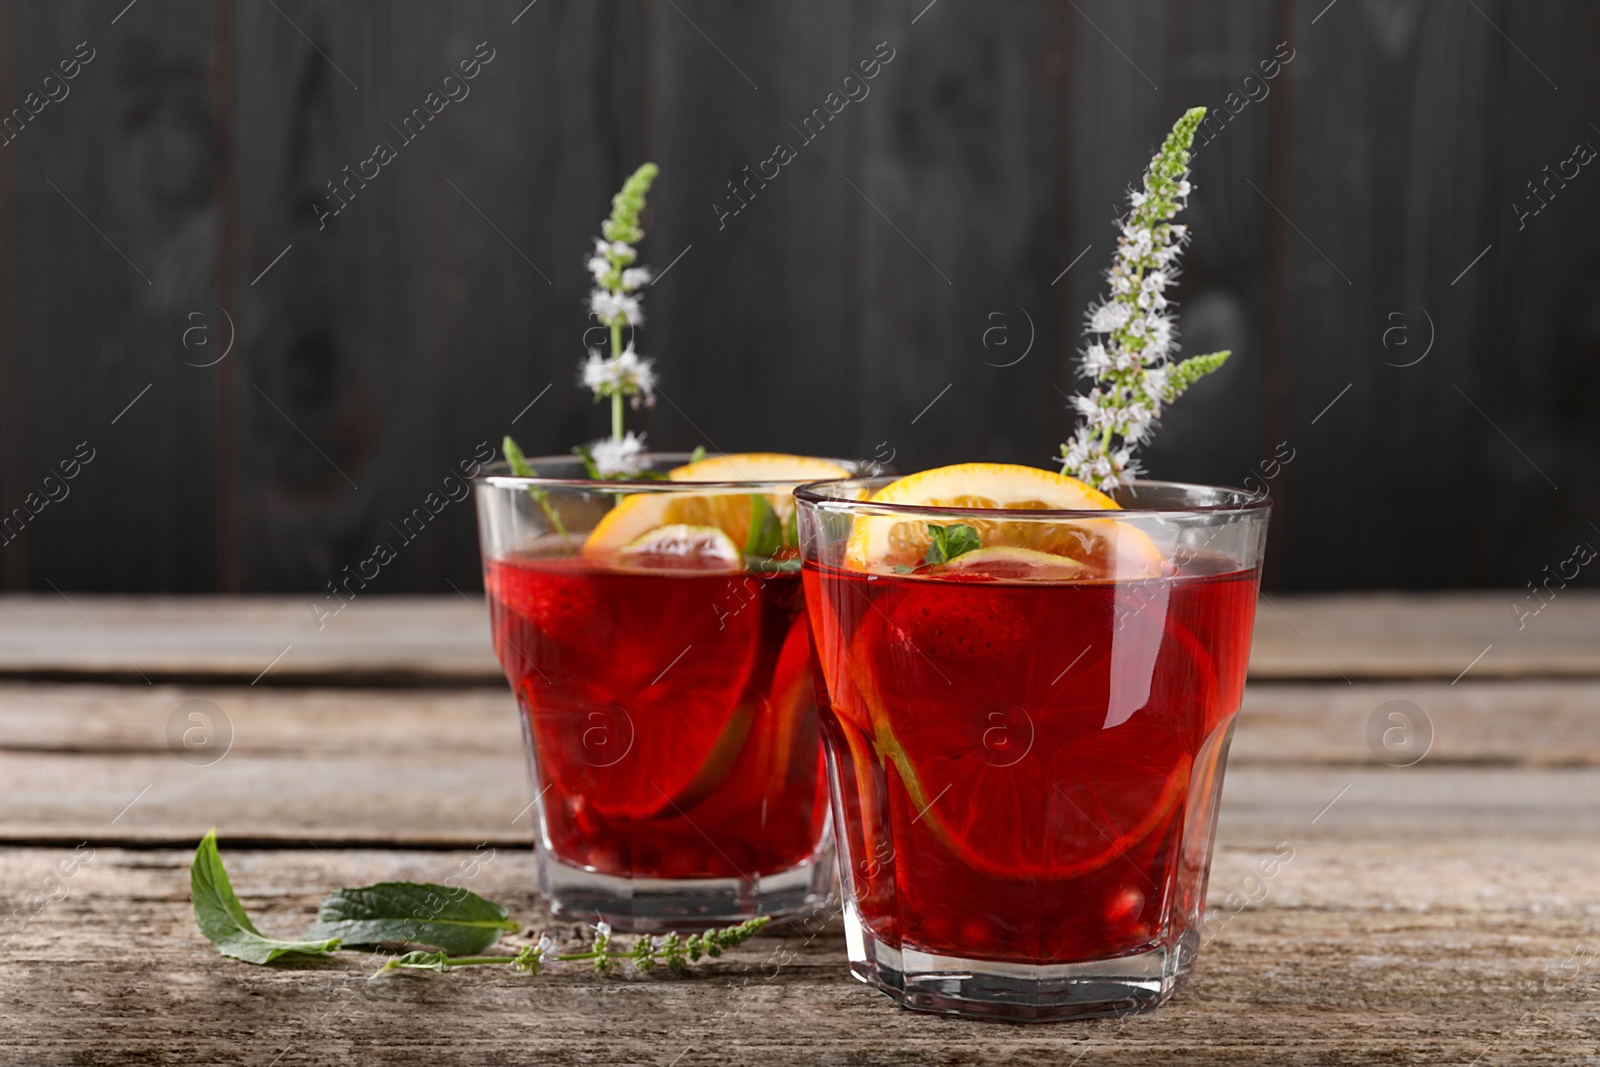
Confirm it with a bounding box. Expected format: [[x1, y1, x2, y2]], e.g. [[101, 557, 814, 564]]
[[538, 844, 835, 933], [844, 904, 1197, 1022]]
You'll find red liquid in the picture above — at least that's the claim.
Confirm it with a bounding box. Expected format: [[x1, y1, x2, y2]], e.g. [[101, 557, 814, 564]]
[[803, 558, 1258, 964], [486, 553, 828, 881]]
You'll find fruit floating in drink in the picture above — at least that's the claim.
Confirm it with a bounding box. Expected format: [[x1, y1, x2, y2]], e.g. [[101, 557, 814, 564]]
[[478, 453, 854, 930], [796, 463, 1269, 1020]]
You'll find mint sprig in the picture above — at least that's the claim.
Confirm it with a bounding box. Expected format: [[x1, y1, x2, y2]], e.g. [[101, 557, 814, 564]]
[[377, 917, 771, 978], [1059, 106, 1230, 491], [189, 833, 773, 979], [306, 883, 518, 955], [190, 830, 341, 964], [924, 523, 981, 566]]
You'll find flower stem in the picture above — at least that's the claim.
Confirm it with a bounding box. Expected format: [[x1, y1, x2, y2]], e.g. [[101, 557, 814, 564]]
[[610, 321, 624, 441]]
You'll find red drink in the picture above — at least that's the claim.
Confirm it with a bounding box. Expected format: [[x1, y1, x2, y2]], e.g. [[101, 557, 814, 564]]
[[486, 552, 828, 882], [803, 555, 1257, 965]]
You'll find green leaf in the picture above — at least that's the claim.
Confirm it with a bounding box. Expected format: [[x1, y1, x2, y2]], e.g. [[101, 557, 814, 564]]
[[502, 435, 536, 477], [306, 882, 519, 955], [688, 444, 707, 463], [190, 830, 341, 965], [743, 495, 784, 560], [570, 444, 601, 480], [924, 523, 981, 566], [782, 507, 799, 551], [381, 950, 454, 974], [504, 435, 570, 542]]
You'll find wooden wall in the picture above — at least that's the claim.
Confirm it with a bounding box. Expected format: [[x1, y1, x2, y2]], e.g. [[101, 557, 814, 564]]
[[0, 0, 1596, 593]]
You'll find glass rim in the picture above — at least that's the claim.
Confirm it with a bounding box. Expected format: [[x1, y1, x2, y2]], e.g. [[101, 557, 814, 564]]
[[794, 477, 1273, 520], [475, 453, 882, 492]]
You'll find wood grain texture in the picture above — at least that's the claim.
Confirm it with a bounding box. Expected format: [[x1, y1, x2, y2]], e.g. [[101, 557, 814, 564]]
[[0, 842, 1594, 1065], [2, 0, 1596, 593], [4, 590, 1599, 682], [8, 0, 221, 591], [5, 675, 1599, 847]]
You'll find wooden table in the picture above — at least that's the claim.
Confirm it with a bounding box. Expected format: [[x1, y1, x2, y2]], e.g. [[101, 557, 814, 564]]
[[3, 593, 1597, 1065]]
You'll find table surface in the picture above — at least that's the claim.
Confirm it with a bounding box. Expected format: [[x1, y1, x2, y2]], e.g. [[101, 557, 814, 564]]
[[2, 592, 1596, 1065]]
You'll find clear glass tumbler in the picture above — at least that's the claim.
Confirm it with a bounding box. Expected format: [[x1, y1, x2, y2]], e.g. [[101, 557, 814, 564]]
[[474, 453, 874, 931], [795, 478, 1269, 1020]]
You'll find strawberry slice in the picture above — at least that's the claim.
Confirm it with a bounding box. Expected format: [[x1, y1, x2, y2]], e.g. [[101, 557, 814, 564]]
[[887, 587, 1028, 659]]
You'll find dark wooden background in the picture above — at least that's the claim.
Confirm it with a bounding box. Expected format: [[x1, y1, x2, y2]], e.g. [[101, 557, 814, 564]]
[[0, 0, 1596, 594]]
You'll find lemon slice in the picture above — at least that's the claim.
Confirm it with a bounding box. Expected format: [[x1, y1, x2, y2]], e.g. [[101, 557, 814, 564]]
[[928, 545, 1092, 581], [616, 524, 742, 570], [668, 453, 852, 484], [584, 453, 852, 557], [843, 462, 1163, 579]]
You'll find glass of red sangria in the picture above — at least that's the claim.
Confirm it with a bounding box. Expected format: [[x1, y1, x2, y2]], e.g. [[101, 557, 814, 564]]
[[795, 463, 1269, 1020], [475, 451, 877, 931]]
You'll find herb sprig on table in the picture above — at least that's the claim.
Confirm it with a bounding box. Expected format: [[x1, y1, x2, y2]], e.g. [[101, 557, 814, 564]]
[[189, 830, 769, 978]]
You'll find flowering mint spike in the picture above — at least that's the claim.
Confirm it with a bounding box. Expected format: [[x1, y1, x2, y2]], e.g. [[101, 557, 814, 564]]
[[582, 162, 661, 474], [1059, 107, 1229, 492]]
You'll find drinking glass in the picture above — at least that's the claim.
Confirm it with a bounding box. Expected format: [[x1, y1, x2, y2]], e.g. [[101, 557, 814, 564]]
[[474, 453, 876, 931], [795, 478, 1269, 1020]]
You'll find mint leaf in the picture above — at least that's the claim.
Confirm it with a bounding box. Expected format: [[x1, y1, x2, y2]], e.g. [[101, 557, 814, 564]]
[[504, 435, 570, 542], [382, 950, 455, 973], [190, 830, 341, 965], [572, 444, 602, 479], [306, 882, 519, 955], [502, 435, 536, 477], [1162, 350, 1230, 401], [744, 495, 784, 560], [688, 444, 707, 463], [924, 523, 981, 566]]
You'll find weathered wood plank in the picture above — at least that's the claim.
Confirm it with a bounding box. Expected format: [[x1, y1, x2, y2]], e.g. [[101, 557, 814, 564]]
[[7, 677, 1600, 766], [232, 0, 645, 593], [0, 594, 499, 683], [5, 678, 1598, 847], [2, 591, 1597, 682], [1276, 1, 1600, 591], [7, 0, 221, 591], [0, 843, 1593, 1064]]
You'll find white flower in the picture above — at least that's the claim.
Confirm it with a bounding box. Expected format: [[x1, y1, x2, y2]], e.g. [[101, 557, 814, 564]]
[[588, 432, 648, 477], [594, 921, 612, 939], [536, 933, 559, 965], [579, 345, 656, 402], [587, 255, 611, 284], [1060, 112, 1228, 488], [590, 289, 643, 327], [1081, 344, 1111, 376], [581, 348, 612, 393], [1088, 301, 1131, 333], [620, 267, 651, 291], [1146, 315, 1174, 357]]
